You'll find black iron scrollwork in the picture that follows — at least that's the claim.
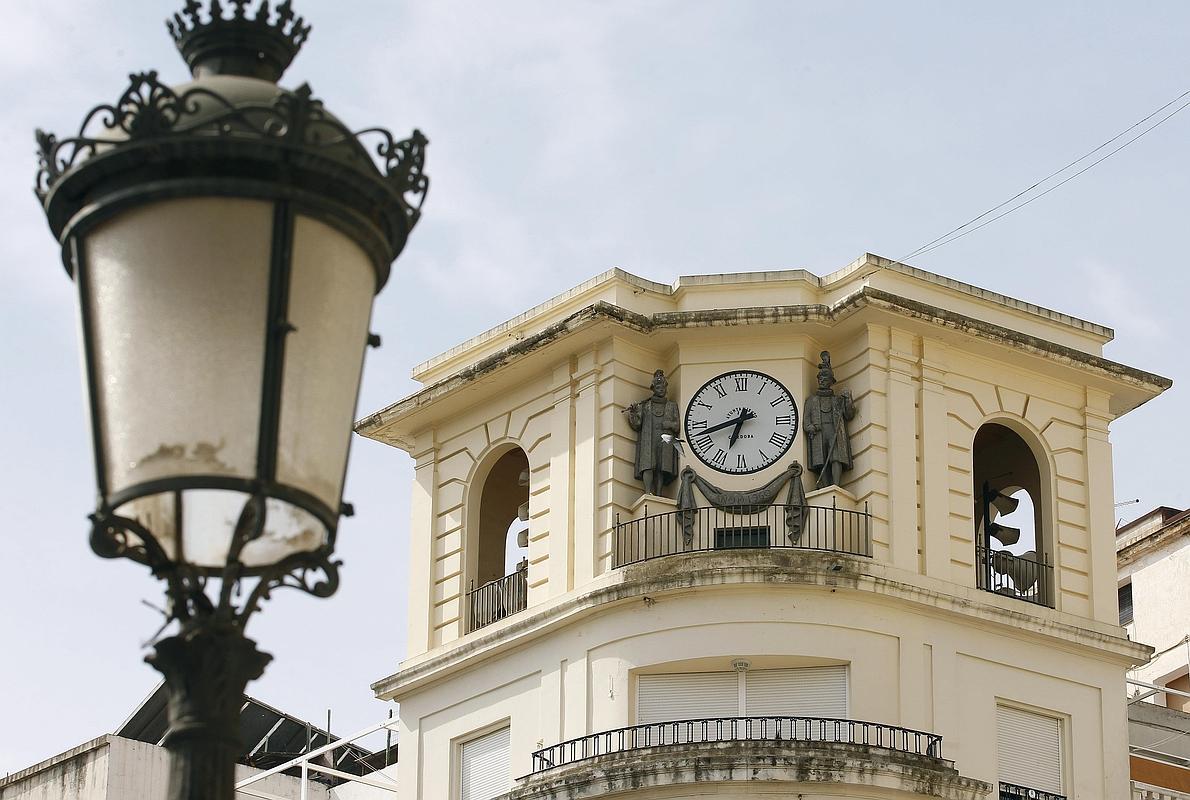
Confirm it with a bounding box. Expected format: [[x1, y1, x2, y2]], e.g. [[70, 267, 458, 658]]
[[89, 492, 343, 638], [369, 127, 430, 226], [34, 70, 429, 228]]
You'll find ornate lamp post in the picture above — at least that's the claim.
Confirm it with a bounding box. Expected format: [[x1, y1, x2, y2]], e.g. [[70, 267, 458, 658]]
[[33, 2, 427, 797]]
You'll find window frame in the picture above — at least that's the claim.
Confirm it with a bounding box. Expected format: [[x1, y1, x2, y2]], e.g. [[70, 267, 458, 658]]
[[995, 702, 1067, 798]]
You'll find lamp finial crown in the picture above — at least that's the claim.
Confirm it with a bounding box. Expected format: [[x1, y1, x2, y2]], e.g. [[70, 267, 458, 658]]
[[167, 0, 310, 82]]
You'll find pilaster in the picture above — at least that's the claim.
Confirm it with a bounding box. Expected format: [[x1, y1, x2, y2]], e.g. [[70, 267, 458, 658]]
[[886, 328, 920, 573], [406, 430, 438, 658], [548, 360, 576, 593], [572, 347, 601, 584], [1083, 388, 1116, 624], [920, 338, 950, 579]]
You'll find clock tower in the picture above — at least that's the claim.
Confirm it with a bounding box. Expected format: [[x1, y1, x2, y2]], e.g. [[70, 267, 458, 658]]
[[357, 254, 1169, 800]]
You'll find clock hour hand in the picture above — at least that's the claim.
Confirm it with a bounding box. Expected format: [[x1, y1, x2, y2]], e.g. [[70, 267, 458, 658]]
[[728, 409, 756, 448]]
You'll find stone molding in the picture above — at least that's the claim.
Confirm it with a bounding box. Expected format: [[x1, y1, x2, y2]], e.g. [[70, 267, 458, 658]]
[[356, 290, 1170, 446], [372, 548, 1149, 699]]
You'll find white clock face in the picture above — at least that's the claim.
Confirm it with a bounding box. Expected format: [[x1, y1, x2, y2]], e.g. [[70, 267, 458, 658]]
[[684, 370, 799, 474]]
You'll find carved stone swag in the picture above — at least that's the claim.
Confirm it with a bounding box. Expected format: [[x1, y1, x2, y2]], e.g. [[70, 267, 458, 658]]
[[675, 463, 807, 546]]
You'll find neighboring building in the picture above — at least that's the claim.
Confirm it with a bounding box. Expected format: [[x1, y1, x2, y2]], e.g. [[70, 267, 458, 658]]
[[358, 254, 1171, 800], [1117, 506, 1190, 798], [0, 686, 397, 799], [1128, 701, 1190, 799], [1119, 507, 1190, 707]]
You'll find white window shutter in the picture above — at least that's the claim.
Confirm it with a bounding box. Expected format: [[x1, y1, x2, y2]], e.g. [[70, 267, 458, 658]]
[[460, 726, 510, 800], [637, 672, 739, 745], [745, 666, 848, 718], [997, 705, 1062, 794], [637, 672, 740, 723]]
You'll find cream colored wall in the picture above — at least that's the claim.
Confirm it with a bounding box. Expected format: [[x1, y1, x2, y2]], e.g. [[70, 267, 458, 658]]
[[407, 337, 676, 654], [394, 584, 1130, 800], [377, 264, 1159, 800], [405, 377, 556, 653], [939, 346, 1116, 621], [406, 314, 1124, 656]]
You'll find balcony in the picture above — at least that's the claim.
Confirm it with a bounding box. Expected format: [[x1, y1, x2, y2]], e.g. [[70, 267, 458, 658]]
[[1000, 782, 1066, 800], [530, 715, 939, 772], [613, 502, 871, 568], [466, 562, 528, 632], [976, 545, 1054, 608]]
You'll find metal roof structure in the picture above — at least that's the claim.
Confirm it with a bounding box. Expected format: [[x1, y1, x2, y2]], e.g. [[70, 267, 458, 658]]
[[117, 683, 396, 787]]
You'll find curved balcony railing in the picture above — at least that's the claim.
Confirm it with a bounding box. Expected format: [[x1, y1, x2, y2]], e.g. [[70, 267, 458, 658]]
[[530, 715, 941, 772], [614, 502, 871, 568]]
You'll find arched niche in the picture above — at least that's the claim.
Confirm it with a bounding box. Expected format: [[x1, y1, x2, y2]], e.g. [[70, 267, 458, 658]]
[[468, 446, 530, 586], [971, 420, 1054, 607]]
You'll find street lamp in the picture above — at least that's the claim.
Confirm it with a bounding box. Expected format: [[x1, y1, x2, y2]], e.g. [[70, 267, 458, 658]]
[[33, 2, 427, 797]]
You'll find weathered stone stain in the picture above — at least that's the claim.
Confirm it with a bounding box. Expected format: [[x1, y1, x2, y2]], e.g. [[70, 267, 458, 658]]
[[497, 740, 990, 800]]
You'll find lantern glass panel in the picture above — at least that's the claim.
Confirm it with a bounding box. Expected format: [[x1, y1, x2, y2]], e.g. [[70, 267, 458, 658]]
[[115, 490, 328, 570], [274, 214, 375, 511], [85, 197, 272, 495]]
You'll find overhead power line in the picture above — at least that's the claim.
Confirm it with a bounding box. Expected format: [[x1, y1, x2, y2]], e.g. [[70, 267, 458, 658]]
[[896, 87, 1190, 263]]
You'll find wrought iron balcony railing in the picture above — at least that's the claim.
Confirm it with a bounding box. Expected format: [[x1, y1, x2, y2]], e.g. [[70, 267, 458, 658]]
[[466, 563, 528, 632], [530, 715, 941, 772], [1000, 781, 1066, 800], [976, 545, 1054, 609], [613, 502, 871, 568]]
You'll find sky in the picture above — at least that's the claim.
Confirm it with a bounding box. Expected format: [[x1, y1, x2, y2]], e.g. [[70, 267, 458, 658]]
[[2, 0, 1189, 775]]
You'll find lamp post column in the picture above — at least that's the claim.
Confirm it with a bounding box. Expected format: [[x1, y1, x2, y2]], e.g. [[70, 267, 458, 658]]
[[150, 624, 271, 798]]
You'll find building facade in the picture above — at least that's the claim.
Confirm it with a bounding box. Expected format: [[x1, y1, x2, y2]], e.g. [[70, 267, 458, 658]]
[[1119, 507, 1190, 709], [1117, 506, 1190, 797], [358, 254, 1170, 800]]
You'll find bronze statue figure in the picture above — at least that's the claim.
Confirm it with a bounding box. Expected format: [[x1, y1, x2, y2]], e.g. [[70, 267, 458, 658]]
[[624, 369, 680, 496], [804, 351, 855, 489]]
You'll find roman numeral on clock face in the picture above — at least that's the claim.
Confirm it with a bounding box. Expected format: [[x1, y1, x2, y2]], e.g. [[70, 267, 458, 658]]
[[734, 376, 748, 391], [769, 432, 789, 448], [775, 415, 792, 426]]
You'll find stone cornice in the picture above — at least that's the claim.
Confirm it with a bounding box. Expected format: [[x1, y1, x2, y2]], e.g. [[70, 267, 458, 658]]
[[355, 289, 1170, 446], [412, 255, 1115, 380], [1118, 512, 1190, 568], [371, 549, 1150, 700]]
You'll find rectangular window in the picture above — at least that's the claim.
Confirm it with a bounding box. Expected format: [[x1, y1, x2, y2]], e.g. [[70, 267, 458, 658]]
[[1118, 582, 1133, 626], [459, 726, 510, 800], [997, 705, 1063, 798], [714, 526, 771, 549]]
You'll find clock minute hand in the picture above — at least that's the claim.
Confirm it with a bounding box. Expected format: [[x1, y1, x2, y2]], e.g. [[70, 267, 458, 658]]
[[700, 411, 753, 436]]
